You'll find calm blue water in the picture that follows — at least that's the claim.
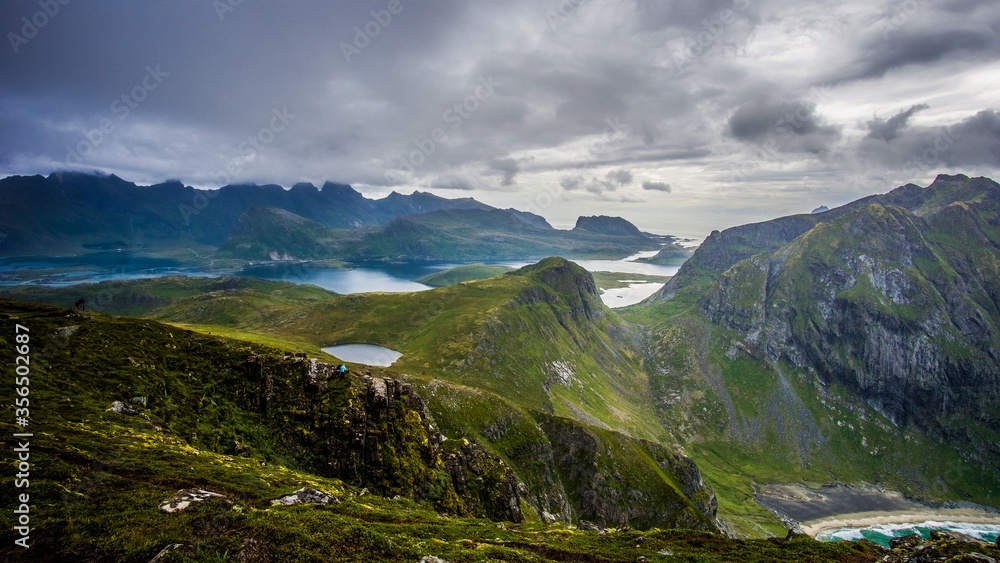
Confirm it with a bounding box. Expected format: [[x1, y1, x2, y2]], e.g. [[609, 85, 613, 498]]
[[819, 521, 1000, 548], [240, 262, 433, 293], [0, 252, 678, 306], [322, 344, 402, 366], [0, 254, 440, 293], [0, 254, 217, 286]]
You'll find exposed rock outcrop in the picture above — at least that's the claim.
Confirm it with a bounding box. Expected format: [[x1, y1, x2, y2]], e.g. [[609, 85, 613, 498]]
[[688, 176, 1000, 470], [536, 413, 719, 533], [160, 489, 227, 513], [240, 353, 528, 521], [270, 487, 338, 506]]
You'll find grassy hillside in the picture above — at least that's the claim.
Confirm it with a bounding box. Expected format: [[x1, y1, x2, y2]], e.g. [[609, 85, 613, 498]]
[[218, 207, 351, 260], [625, 174, 1000, 534], [0, 299, 821, 562], [11, 301, 990, 561], [2, 260, 729, 533], [10, 226, 999, 542]]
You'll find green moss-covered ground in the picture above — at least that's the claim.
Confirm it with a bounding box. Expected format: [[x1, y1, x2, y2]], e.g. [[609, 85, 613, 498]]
[[0, 298, 932, 562]]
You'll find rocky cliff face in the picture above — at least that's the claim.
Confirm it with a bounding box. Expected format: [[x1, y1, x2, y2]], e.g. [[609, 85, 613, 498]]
[[696, 177, 1000, 466], [241, 353, 528, 521], [536, 413, 719, 531], [235, 351, 724, 532]]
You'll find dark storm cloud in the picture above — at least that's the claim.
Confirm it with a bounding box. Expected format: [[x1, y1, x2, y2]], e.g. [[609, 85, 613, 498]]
[[606, 168, 633, 186], [642, 181, 671, 192], [824, 0, 1000, 85], [430, 173, 476, 191], [833, 29, 997, 84], [728, 97, 841, 154], [866, 104, 930, 141], [0, 0, 999, 234], [488, 157, 519, 187], [858, 109, 1000, 170]]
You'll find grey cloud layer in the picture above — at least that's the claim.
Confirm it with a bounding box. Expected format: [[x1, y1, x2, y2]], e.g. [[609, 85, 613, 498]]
[[1, 0, 998, 236]]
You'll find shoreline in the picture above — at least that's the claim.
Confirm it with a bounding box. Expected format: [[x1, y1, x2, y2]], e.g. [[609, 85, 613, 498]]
[[754, 484, 1000, 539], [801, 508, 1000, 537]]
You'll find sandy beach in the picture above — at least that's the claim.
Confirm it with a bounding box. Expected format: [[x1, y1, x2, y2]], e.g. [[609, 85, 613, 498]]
[[755, 484, 1000, 538], [801, 508, 1000, 537]]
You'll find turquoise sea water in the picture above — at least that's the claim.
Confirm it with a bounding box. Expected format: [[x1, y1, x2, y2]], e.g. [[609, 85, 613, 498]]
[[819, 521, 1000, 548]]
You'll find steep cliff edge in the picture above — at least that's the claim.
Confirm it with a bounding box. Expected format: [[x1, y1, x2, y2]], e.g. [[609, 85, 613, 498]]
[[0, 293, 721, 540], [632, 175, 1000, 519], [699, 199, 1000, 464]]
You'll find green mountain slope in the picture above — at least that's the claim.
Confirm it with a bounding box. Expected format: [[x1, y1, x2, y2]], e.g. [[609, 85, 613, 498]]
[[628, 175, 1000, 530], [4, 306, 929, 560], [350, 209, 655, 260], [4, 259, 724, 533], [217, 207, 350, 260]]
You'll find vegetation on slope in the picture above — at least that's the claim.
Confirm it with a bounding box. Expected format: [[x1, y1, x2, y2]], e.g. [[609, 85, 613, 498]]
[[217, 207, 351, 260], [4, 299, 997, 561], [626, 174, 1000, 534]]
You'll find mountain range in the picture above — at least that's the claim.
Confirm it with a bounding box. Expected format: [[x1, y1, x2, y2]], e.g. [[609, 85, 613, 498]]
[[2, 174, 999, 560], [0, 173, 683, 261]]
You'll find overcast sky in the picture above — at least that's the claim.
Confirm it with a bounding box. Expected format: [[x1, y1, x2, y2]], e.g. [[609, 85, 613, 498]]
[[2, 0, 998, 239]]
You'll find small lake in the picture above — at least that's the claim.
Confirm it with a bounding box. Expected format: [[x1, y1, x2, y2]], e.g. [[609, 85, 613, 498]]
[[322, 344, 402, 366], [600, 282, 666, 307], [241, 262, 433, 294]]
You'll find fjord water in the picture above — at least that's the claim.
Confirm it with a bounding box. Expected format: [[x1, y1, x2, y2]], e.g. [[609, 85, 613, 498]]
[[1, 251, 680, 307]]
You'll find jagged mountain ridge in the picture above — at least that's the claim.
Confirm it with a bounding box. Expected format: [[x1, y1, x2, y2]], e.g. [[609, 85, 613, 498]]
[[698, 195, 1000, 456], [632, 174, 1000, 517], [0, 172, 492, 254], [653, 174, 999, 304], [0, 172, 658, 260], [219, 205, 656, 261]]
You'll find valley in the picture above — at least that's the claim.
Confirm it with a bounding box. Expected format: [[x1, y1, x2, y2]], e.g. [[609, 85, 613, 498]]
[[2, 174, 1000, 561]]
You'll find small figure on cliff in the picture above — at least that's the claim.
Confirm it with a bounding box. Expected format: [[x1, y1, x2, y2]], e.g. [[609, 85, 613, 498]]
[[337, 364, 348, 376], [74, 297, 86, 311]]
